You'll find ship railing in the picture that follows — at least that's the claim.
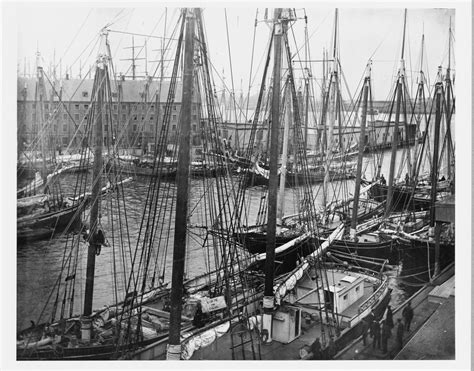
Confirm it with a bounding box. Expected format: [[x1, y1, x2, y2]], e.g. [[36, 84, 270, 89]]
[[357, 277, 389, 314]]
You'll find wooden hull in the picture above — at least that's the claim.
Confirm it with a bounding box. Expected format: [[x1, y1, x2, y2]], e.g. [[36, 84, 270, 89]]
[[17, 335, 166, 360], [235, 231, 316, 275], [243, 169, 354, 187], [114, 164, 226, 179], [17, 204, 83, 243], [362, 180, 432, 211]]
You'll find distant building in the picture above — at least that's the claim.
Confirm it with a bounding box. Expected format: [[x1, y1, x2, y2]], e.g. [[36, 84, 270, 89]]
[[17, 76, 201, 154]]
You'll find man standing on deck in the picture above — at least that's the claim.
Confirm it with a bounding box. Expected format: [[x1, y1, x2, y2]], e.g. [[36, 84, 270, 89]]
[[402, 302, 414, 331], [396, 318, 404, 350], [385, 305, 394, 329], [361, 318, 369, 346], [310, 337, 322, 360], [381, 319, 392, 353], [371, 320, 381, 350]]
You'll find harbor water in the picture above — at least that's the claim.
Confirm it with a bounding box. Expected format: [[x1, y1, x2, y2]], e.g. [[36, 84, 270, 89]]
[[16, 149, 444, 332]]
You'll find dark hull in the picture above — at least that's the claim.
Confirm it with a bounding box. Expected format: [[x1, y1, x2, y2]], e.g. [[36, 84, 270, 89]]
[[17, 335, 167, 360], [235, 231, 316, 275], [243, 170, 354, 187], [326, 238, 400, 268], [115, 164, 226, 179], [362, 180, 431, 211], [17, 204, 83, 243]]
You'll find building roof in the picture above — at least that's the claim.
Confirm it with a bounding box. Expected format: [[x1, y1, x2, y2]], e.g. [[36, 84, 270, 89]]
[[17, 76, 196, 104]]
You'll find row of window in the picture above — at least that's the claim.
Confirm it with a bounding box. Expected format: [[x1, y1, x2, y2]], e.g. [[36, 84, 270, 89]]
[[32, 112, 199, 123], [29, 102, 197, 113]]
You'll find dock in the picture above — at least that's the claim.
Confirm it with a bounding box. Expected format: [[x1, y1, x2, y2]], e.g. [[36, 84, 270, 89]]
[[334, 264, 454, 360]]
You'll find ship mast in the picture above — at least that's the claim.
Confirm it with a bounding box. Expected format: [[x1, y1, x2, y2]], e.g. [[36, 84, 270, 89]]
[[350, 62, 371, 240], [35, 51, 48, 184], [385, 8, 407, 217], [167, 8, 195, 360], [430, 73, 443, 228], [82, 29, 108, 326], [277, 79, 291, 231], [323, 9, 338, 221], [262, 7, 284, 344], [445, 17, 453, 181]]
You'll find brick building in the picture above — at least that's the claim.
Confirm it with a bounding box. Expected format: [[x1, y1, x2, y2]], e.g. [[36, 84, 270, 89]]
[[17, 76, 201, 155]]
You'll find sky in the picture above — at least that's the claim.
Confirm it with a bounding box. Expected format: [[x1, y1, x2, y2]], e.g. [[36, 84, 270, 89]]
[[15, 3, 455, 101]]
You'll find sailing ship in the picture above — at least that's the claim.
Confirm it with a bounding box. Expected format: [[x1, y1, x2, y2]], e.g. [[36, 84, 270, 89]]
[[17, 8, 256, 360], [145, 8, 390, 361], [16, 56, 92, 243]]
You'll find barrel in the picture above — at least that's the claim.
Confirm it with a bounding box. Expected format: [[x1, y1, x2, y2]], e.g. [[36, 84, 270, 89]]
[[80, 317, 92, 342]]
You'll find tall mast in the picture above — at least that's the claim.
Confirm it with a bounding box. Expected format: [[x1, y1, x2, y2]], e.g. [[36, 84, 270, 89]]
[[350, 62, 371, 240], [323, 9, 339, 220], [430, 78, 443, 227], [167, 8, 195, 360], [277, 79, 291, 230], [303, 13, 309, 151], [411, 32, 425, 181], [83, 29, 108, 321], [262, 7, 284, 345], [35, 50, 48, 183], [385, 9, 407, 217], [446, 17, 453, 180]]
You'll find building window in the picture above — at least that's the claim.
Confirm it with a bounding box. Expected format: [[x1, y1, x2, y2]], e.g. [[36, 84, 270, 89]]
[[105, 124, 108, 131], [32, 103, 36, 109], [74, 114, 79, 121], [141, 116, 145, 121], [62, 137, 68, 145], [192, 114, 197, 120], [63, 125, 67, 132], [356, 286, 360, 292], [192, 124, 196, 132], [63, 114, 68, 120], [133, 125, 137, 131], [172, 114, 177, 121], [151, 104, 155, 110], [84, 104, 89, 110], [122, 114, 126, 120], [44, 103, 49, 109], [113, 114, 117, 121], [75, 104, 80, 110], [172, 125, 176, 131], [343, 294, 348, 300], [133, 116, 137, 121], [54, 125, 57, 132], [173, 105, 177, 111], [133, 105, 137, 112], [111, 92, 117, 98], [113, 104, 117, 110], [122, 104, 126, 109], [82, 91, 88, 98]]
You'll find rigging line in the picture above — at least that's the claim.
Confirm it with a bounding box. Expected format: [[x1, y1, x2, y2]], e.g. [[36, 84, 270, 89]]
[[291, 9, 332, 60], [111, 9, 135, 70], [65, 32, 102, 77], [224, 8, 239, 147], [114, 14, 166, 80], [244, 8, 259, 123], [53, 9, 93, 72], [108, 29, 179, 40], [103, 8, 128, 28]]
